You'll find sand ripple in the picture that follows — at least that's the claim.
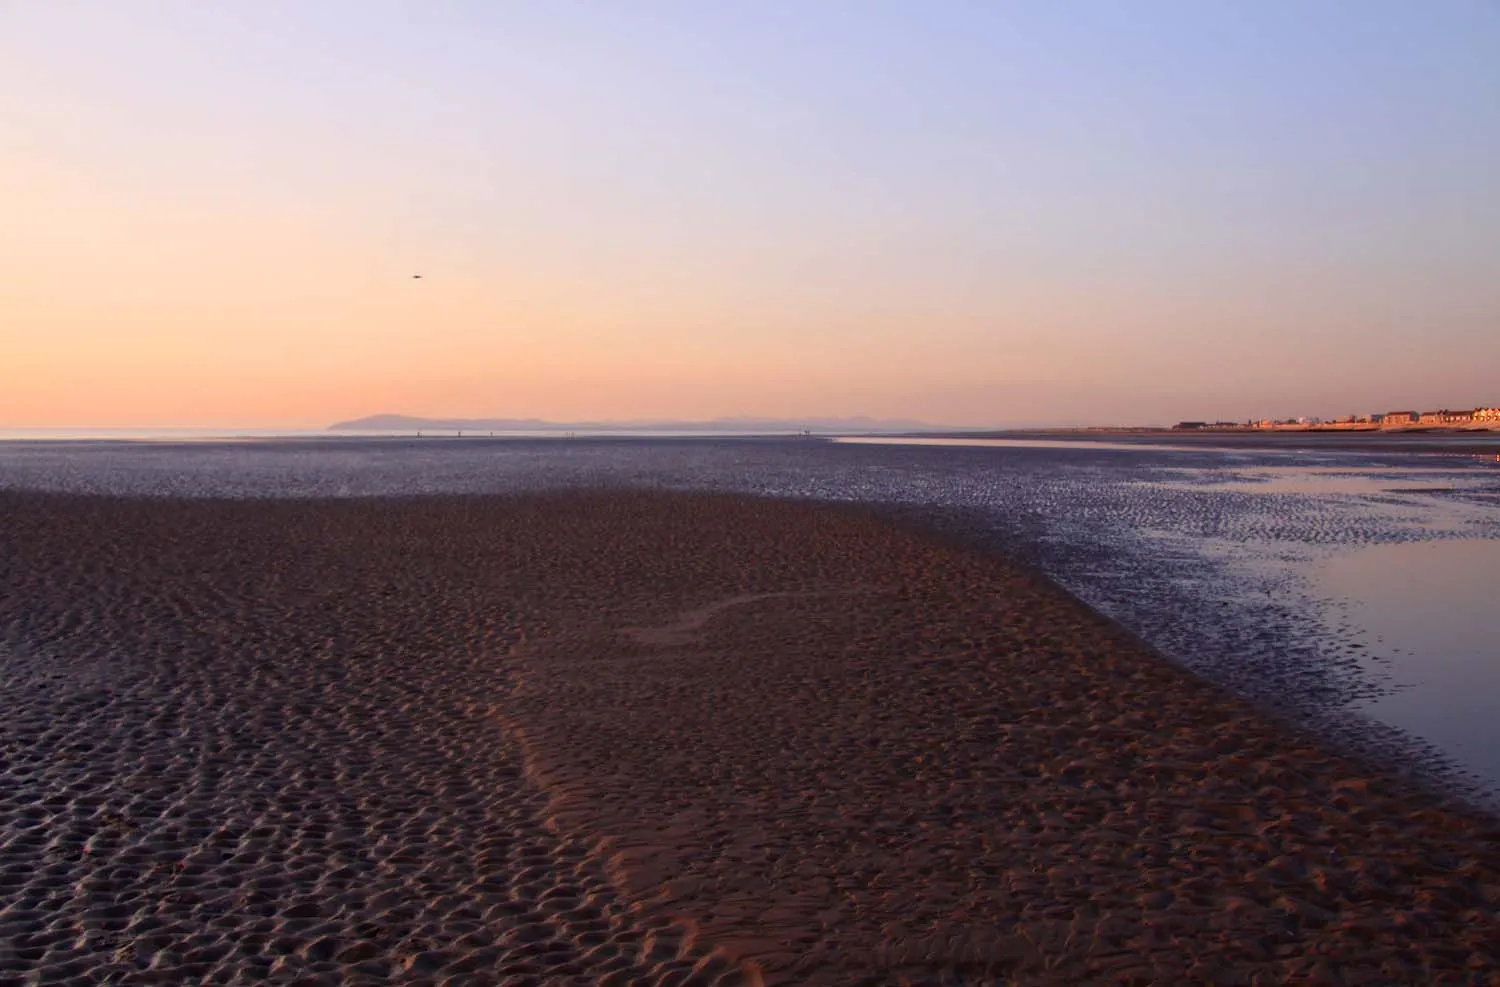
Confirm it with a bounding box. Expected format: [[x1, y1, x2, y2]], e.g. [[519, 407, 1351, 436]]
[[0, 494, 752, 984], [2, 491, 1497, 985]]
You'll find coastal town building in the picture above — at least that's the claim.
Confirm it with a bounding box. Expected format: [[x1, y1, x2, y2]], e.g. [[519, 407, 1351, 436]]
[[1419, 410, 1475, 425], [1173, 406, 1496, 430]]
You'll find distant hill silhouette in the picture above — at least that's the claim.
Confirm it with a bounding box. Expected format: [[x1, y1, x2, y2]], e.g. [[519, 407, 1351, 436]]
[[329, 413, 943, 434]]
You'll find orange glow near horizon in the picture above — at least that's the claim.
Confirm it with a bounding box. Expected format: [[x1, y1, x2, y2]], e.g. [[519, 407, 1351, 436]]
[[4, 5, 1498, 429], [0, 150, 1159, 428]]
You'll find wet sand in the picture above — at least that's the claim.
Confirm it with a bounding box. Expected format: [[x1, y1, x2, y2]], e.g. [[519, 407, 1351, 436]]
[[1, 491, 1497, 985], [912, 429, 1500, 456]]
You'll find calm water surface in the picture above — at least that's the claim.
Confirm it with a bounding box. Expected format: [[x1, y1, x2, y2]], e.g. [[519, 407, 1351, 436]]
[[1, 435, 1497, 804], [1316, 540, 1500, 787]]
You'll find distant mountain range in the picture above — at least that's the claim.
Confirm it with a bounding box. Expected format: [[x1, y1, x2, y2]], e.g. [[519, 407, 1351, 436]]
[[329, 414, 946, 434]]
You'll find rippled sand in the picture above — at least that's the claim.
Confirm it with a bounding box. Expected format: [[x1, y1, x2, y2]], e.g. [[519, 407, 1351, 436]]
[[1, 491, 1496, 985]]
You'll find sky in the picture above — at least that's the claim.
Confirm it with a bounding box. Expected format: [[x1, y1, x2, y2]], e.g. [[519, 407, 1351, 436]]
[[3, 2, 1498, 428]]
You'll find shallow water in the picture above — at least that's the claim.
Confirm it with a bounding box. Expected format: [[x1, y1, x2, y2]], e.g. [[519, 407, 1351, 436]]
[[1, 435, 1497, 804], [839, 436, 1246, 454], [1315, 539, 1500, 786]]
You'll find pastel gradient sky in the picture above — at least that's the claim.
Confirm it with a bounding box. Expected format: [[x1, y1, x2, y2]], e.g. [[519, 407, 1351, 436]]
[[4, 2, 1498, 428]]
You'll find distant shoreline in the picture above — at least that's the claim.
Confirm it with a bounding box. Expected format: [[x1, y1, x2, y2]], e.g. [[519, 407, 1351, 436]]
[[5, 423, 1499, 456], [899, 426, 1500, 456], [915, 424, 1500, 436]]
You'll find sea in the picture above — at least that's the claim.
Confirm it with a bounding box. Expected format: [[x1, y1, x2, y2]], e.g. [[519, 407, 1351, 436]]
[[2, 430, 1497, 807]]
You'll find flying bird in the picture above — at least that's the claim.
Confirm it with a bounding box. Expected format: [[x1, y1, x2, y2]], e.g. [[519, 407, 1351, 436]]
[[412, 274, 422, 279]]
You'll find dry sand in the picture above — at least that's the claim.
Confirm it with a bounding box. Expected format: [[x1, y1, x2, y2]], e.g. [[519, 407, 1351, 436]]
[[0, 491, 1496, 986]]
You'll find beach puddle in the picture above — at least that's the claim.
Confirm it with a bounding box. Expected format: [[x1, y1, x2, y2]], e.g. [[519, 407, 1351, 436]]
[[1316, 539, 1500, 792]]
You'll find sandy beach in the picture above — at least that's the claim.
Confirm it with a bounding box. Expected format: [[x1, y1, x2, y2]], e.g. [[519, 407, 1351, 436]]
[[1, 491, 1497, 985]]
